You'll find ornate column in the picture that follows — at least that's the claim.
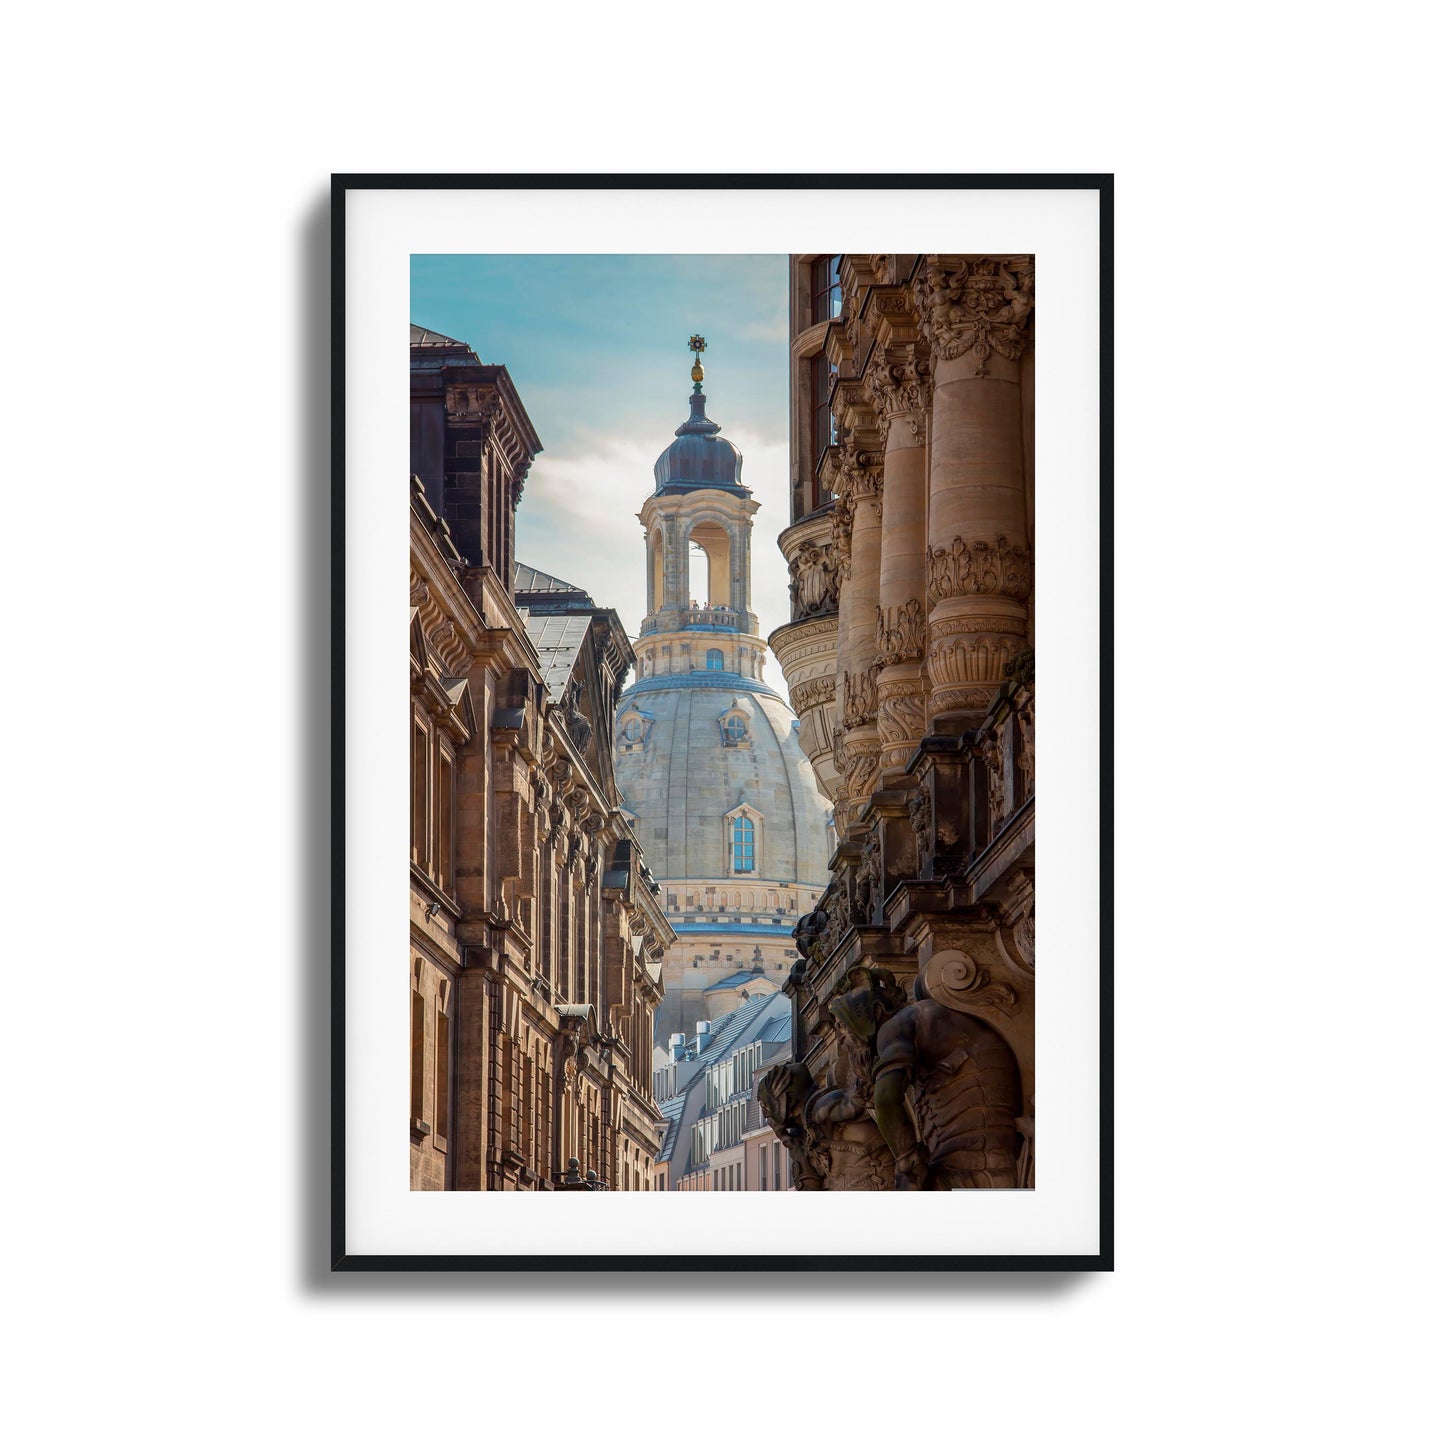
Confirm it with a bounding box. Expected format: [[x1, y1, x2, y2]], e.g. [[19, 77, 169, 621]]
[[832, 424, 883, 836], [770, 506, 841, 802], [864, 309, 931, 779], [914, 256, 1035, 727]]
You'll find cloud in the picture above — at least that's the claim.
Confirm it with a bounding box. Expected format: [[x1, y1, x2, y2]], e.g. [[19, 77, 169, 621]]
[[515, 426, 797, 696]]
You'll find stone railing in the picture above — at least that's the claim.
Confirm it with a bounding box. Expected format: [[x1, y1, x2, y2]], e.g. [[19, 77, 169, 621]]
[[639, 604, 743, 636]]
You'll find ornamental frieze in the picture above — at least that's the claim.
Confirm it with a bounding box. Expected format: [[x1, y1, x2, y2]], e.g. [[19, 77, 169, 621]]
[[443, 385, 503, 427], [933, 687, 999, 717], [876, 598, 927, 665], [926, 631, 1021, 686], [914, 257, 1035, 376], [791, 675, 837, 713], [925, 535, 1032, 604]]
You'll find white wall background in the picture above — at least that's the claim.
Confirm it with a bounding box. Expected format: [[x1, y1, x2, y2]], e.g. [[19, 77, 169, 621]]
[[2, 4, 1439, 1442]]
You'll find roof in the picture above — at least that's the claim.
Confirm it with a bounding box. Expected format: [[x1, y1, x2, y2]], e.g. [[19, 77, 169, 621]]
[[409, 322, 469, 348], [705, 968, 768, 992], [520, 612, 593, 701], [656, 1094, 688, 1163], [514, 561, 595, 603]]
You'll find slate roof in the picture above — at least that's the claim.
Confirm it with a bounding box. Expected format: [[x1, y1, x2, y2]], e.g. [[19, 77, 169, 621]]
[[704, 968, 769, 992], [656, 1094, 689, 1164], [655, 991, 792, 1173], [519, 611, 593, 702], [514, 561, 595, 602], [409, 322, 469, 348]]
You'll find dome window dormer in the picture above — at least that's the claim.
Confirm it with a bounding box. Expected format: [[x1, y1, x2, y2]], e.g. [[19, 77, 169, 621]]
[[617, 707, 653, 755], [717, 700, 751, 749]]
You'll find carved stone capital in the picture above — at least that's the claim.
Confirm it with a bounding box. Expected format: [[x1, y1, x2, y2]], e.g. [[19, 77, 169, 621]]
[[836, 441, 882, 505], [864, 344, 930, 449], [914, 256, 1035, 377]]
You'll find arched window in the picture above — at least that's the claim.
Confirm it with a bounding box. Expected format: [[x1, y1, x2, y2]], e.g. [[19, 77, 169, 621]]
[[706, 648, 723, 670], [731, 816, 755, 873], [723, 715, 747, 744], [620, 718, 641, 742]]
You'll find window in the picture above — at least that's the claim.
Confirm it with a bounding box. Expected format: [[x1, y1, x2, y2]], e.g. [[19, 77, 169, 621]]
[[411, 724, 429, 865], [434, 1005, 450, 1142], [436, 749, 454, 893], [620, 717, 641, 742], [410, 986, 425, 1125], [812, 348, 838, 472], [774, 1141, 782, 1191], [706, 648, 723, 671], [723, 715, 747, 745], [731, 816, 755, 873], [810, 254, 841, 324]]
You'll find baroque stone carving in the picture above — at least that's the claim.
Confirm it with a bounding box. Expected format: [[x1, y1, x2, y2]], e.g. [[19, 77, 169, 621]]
[[837, 442, 882, 501], [920, 947, 1019, 1015], [831, 968, 1022, 1189], [561, 676, 593, 753], [790, 675, 836, 713], [914, 257, 1035, 376], [927, 631, 1020, 696], [841, 667, 879, 729], [908, 787, 931, 865], [854, 833, 881, 924], [831, 496, 853, 580], [875, 684, 926, 753], [788, 539, 839, 618], [864, 347, 930, 447], [981, 735, 1008, 836], [925, 535, 1032, 604], [876, 598, 926, 665], [444, 385, 503, 426], [1016, 689, 1036, 799], [840, 735, 880, 807]]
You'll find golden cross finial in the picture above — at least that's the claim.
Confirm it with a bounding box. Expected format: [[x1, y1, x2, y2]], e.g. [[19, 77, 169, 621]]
[[688, 334, 706, 392]]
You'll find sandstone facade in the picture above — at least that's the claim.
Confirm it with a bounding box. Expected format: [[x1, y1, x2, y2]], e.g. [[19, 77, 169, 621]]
[[409, 325, 673, 1191], [763, 257, 1036, 1192]]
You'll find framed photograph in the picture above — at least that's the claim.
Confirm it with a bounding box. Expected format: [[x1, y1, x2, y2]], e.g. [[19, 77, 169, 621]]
[[333, 174, 1111, 1270]]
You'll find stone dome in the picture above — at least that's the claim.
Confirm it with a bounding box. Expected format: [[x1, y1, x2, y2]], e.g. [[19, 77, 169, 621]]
[[614, 675, 833, 886], [653, 392, 746, 495]]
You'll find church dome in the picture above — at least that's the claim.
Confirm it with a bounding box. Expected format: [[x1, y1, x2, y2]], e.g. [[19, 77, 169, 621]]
[[653, 392, 746, 495], [614, 677, 833, 887]]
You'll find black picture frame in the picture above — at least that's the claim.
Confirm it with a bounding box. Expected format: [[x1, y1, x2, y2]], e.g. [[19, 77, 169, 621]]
[[331, 173, 1114, 1272]]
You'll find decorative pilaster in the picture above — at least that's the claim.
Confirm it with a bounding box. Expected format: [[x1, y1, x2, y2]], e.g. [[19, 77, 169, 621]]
[[832, 431, 883, 834], [914, 256, 1035, 725], [864, 322, 932, 778]]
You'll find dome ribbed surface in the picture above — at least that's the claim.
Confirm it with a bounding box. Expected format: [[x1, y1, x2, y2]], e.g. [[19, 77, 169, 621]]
[[614, 682, 832, 886], [653, 392, 746, 495]]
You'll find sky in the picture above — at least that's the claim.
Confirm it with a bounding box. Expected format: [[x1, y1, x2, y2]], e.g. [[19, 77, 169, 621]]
[[410, 254, 793, 691]]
